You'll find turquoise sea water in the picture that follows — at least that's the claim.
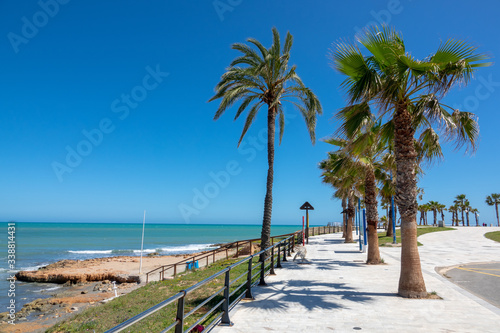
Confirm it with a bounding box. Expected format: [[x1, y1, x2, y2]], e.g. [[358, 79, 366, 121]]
[[0, 222, 304, 310]]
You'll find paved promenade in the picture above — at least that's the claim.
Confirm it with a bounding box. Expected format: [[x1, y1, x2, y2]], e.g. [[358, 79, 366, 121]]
[[213, 227, 500, 333]]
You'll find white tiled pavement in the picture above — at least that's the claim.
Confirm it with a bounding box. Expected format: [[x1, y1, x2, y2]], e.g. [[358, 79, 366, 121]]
[[213, 227, 500, 333]]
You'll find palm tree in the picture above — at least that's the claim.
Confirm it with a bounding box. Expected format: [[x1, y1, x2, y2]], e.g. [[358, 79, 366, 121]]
[[378, 154, 396, 237], [470, 207, 479, 226], [463, 200, 471, 226], [319, 152, 360, 243], [486, 193, 500, 226], [420, 204, 430, 225], [428, 201, 445, 226], [455, 194, 467, 226], [448, 203, 460, 226], [427, 201, 438, 226], [325, 118, 388, 264], [332, 26, 490, 298], [210, 28, 322, 256], [438, 203, 446, 226]]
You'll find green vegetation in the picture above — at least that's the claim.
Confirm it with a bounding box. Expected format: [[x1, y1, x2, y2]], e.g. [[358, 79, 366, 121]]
[[484, 231, 500, 243], [48, 256, 262, 333], [378, 226, 455, 246]]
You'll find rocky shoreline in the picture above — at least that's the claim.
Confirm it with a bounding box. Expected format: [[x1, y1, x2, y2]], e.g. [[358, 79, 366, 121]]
[[0, 254, 186, 333], [15, 257, 142, 284], [0, 279, 140, 333]]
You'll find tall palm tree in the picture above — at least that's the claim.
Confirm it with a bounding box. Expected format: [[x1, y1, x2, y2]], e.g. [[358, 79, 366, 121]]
[[325, 118, 389, 264], [420, 204, 430, 225], [319, 152, 360, 243], [210, 28, 322, 256], [486, 193, 500, 226], [470, 207, 479, 226], [448, 203, 460, 226], [418, 204, 425, 225], [332, 26, 490, 298], [455, 194, 467, 226], [427, 201, 444, 226], [463, 200, 471, 226], [438, 203, 446, 226], [377, 153, 396, 237]]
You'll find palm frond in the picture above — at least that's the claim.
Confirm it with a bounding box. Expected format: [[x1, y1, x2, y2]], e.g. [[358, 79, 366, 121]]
[[237, 102, 262, 147]]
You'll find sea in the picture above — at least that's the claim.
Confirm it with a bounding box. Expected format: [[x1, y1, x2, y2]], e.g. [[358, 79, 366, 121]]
[[0, 222, 305, 311]]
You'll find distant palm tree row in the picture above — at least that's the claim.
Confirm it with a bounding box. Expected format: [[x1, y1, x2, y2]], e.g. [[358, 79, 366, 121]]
[[211, 25, 490, 299], [417, 193, 500, 227]]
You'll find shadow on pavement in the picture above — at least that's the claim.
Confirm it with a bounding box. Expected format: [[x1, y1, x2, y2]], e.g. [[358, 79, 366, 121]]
[[238, 279, 398, 313]]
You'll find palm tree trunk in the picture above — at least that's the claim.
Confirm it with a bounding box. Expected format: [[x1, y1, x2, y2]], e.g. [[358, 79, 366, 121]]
[[386, 204, 393, 237], [466, 212, 470, 227], [365, 166, 381, 264], [496, 203, 499, 227], [394, 105, 427, 298], [345, 194, 354, 243], [461, 209, 465, 226], [342, 197, 347, 238], [260, 107, 275, 261], [433, 210, 437, 226]]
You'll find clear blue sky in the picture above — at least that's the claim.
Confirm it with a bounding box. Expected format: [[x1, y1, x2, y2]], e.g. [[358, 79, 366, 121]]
[[1, 0, 499, 225]]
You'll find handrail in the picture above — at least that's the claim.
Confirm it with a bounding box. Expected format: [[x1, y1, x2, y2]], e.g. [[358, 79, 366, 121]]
[[145, 230, 305, 283], [106, 225, 339, 333]]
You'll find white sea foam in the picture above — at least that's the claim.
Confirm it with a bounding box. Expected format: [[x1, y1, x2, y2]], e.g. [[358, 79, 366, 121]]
[[20, 264, 50, 271], [35, 286, 61, 292], [65, 244, 217, 257], [132, 249, 157, 254], [160, 244, 216, 253]]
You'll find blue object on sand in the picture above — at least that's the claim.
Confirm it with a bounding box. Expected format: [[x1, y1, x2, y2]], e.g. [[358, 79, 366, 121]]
[[186, 260, 199, 269]]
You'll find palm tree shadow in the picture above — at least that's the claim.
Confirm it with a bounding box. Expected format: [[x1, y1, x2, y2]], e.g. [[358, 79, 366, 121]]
[[237, 280, 396, 314]]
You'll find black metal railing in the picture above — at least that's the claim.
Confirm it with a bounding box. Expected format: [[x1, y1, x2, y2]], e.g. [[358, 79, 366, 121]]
[[145, 226, 339, 283], [106, 225, 340, 333], [105, 234, 298, 333]]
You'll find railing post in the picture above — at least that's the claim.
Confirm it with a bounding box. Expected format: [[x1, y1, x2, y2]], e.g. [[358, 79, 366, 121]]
[[282, 241, 287, 262], [174, 264, 177, 277], [270, 245, 276, 275], [287, 238, 291, 257], [175, 291, 186, 333], [220, 270, 233, 326], [259, 256, 266, 286], [291, 235, 295, 253], [276, 244, 282, 268], [245, 257, 254, 299]]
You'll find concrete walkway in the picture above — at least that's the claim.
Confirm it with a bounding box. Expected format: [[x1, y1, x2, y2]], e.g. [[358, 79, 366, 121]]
[[213, 227, 500, 333]]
